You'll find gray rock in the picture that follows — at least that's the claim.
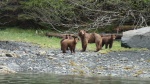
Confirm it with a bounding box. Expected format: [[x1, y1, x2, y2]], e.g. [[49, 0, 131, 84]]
[[121, 27, 150, 49]]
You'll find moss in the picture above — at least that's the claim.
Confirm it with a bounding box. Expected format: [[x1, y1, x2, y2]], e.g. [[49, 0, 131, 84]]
[[146, 59, 150, 62]]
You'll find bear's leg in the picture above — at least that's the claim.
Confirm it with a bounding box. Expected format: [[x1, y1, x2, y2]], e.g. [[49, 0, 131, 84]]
[[99, 42, 102, 50], [73, 49, 75, 53], [72, 46, 75, 53], [81, 41, 87, 51], [105, 43, 108, 49], [66, 47, 69, 50], [82, 40, 88, 51], [109, 43, 113, 49], [102, 42, 105, 48], [95, 42, 101, 52], [82, 43, 87, 52], [61, 43, 67, 53], [69, 47, 73, 53], [62, 48, 66, 53]]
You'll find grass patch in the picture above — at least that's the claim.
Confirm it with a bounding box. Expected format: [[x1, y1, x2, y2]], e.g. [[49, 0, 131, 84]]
[[0, 27, 61, 49], [0, 27, 148, 52], [99, 41, 148, 54]]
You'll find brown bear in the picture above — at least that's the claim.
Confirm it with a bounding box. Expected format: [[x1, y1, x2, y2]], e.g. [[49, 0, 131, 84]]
[[60, 34, 71, 43], [101, 34, 116, 49], [78, 30, 102, 52], [60, 34, 74, 50], [61, 36, 78, 53]]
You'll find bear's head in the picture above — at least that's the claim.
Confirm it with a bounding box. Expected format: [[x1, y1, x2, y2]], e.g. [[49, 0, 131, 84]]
[[72, 36, 79, 44], [78, 30, 86, 37], [111, 34, 116, 40]]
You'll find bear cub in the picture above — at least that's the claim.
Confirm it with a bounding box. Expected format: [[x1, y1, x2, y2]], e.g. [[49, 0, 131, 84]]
[[101, 34, 116, 49], [61, 36, 78, 53]]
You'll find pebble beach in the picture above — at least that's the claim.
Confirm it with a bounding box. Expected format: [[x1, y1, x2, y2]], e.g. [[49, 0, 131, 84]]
[[0, 41, 150, 78]]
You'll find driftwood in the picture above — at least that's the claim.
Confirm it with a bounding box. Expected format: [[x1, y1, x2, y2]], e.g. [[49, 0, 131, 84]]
[[45, 32, 76, 38], [114, 25, 140, 33], [45, 32, 122, 40], [100, 33, 123, 40]]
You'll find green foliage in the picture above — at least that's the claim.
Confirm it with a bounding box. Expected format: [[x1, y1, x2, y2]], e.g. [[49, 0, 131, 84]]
[[1, 0, 150, 31]]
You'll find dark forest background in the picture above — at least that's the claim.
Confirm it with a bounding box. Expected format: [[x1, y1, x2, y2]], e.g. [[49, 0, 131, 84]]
[[0, 0, 150, 33]]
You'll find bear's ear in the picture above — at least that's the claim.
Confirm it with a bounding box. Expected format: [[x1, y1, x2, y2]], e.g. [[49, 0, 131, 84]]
[[74, 37, 79, 42], [83, 30, 87, 33]]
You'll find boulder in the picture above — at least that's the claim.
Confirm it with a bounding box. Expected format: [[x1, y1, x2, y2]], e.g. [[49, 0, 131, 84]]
[[121, 27, 150, 49]]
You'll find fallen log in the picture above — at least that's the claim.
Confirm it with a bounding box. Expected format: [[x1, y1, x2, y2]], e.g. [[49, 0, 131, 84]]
[[45, 32, 76, 38], [100, 33, 123, 40]]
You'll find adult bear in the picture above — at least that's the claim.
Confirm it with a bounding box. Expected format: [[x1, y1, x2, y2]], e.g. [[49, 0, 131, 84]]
[[78, 30, 102, 52], [101, 34, 116, 49], [61, 36, 78, 53]]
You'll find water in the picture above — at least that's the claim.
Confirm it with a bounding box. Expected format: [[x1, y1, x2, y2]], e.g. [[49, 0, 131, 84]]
[[0, 73, 149, 84]]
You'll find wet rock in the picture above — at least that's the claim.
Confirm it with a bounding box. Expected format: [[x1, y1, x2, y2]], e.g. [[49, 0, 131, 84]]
[[121, 27, 150, 49]]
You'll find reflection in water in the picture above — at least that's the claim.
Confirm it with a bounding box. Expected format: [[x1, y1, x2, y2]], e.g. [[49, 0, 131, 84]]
[[0, 73, 149, 84]]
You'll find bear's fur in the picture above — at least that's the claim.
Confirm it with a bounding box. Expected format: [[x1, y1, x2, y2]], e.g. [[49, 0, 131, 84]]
[[101, 34, 116, 49], [60, 34, 71, 43], [78, 30, 102, 52], [60, 34, 74, 50], [61, 36, 78, 53]]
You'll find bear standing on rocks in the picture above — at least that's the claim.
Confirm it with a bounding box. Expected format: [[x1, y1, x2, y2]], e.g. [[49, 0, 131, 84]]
[[61, 36, 78, 53], [60, 34, 73, 50], [78, 30, 102, 52], [101, 34, 116, 49]]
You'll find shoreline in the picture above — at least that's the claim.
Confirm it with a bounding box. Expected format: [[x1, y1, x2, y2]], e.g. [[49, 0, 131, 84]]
[[0, 41, 150, 78]]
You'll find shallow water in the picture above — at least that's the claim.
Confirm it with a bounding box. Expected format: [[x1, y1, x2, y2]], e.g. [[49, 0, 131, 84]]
[[0, 73, 149, 84]]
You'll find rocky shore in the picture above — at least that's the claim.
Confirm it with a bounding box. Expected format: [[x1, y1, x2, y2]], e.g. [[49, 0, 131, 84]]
[[0, 41, 150, 78]]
